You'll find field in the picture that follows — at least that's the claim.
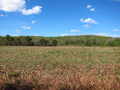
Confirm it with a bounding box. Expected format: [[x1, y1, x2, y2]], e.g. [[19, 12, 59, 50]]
[[0, 46, 120, 90]]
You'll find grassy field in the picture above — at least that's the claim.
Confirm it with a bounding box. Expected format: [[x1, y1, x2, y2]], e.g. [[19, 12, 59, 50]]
[[0, 46, 120, 90]]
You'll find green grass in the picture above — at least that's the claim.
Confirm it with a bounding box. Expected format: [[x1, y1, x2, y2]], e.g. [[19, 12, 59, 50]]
[[0, 46, 120, 70]]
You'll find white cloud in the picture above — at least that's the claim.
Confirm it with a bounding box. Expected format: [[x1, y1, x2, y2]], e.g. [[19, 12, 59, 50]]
[[97, 33, 108, 36], [34, 34, 38, 36], [12, 35, 19, 36], [21, 6, 42, 15], [60, 33, 75, 36], [16, 30, 21, 33], [0, 14, 8, 17], [87, 5, 98, 12], [112, 29, 120, 31], [32, 21, 35, 24], [21, 26, 31, 29], [70, 30, 81, 32], [87, 5, 92, 8], [0, 0, 42, 15], [71, 33, 75, 35], [0, 0, 25, 12], [80, 18, 98, 24], [113, 35, 118, 37], [0, 14, 3, 16], [83, 24, 90, 28], [61, 30, 81, 36], [90, 8, 95, 11], [61, 33, 69, 36]]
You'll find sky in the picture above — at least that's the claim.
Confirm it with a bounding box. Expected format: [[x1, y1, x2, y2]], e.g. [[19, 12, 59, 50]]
[[0, 0, 120, 37]]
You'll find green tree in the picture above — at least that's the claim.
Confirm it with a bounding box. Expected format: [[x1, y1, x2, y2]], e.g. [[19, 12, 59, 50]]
[[38, 38, 49, 46], [4, 35, 14, 45], [0, 36, 3, 45], [51, 39, 58, 46], [115, 38, 120, 46], [13, 37, 22, 46], [108, 40, 116, 46], [21, 36, 34, 46]]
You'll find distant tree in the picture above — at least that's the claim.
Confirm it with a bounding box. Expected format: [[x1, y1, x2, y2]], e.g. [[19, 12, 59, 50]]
[[13, 37, 22, 46], [1, 34, 120, 46], [4, 35, 14, 45], [90, 39, 96, 46], [108, 40, 116, 46], [79, 39, 84, 45], [100, 40, 107, 46], [86, 38, 91, 46], [72, 38, 78, 44], [0, 36, 3, 45], [38, 38, 49, 46], [21, 36, 34, 46], [5, 35, 11, 40], [0, 41, 2, 45], [114, 38, 120, 46], [33, 40, 39, 46], [51, 39, 58, 46], [96, 39, 100, 46]]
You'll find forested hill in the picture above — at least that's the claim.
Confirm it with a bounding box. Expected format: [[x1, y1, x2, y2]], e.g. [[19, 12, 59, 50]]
[[0, 35, 120, 46]]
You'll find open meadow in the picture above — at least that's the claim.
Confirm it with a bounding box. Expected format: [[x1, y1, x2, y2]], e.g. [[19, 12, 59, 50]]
[[0, 46, 120, 90]]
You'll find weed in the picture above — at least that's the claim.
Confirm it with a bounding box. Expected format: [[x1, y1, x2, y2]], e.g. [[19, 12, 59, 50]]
[[8, 72, 20, 78], [33, 78, 38, 83], [0, 46, 120, 90], [47, 84, 53, 87]]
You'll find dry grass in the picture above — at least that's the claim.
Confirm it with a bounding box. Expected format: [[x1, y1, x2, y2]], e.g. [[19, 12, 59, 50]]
[[0, 46, 120, 90]]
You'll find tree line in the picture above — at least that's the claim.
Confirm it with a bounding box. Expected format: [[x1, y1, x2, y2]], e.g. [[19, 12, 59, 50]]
[[0, 35, 120, 46]]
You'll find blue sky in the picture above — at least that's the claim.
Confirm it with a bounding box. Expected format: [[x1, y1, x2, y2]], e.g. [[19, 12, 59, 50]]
[[0, 0, 120, 37]]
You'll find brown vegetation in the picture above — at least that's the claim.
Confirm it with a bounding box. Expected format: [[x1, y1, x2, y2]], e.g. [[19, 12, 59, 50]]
[[0, 46, 120, 90]]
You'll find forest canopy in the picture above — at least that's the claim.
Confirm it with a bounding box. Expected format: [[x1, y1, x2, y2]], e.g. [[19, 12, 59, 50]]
[[0, 35, 120, 46]]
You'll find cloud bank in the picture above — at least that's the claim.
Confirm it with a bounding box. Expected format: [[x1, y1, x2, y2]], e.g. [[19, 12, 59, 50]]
[[0, 0, 42, 15]]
